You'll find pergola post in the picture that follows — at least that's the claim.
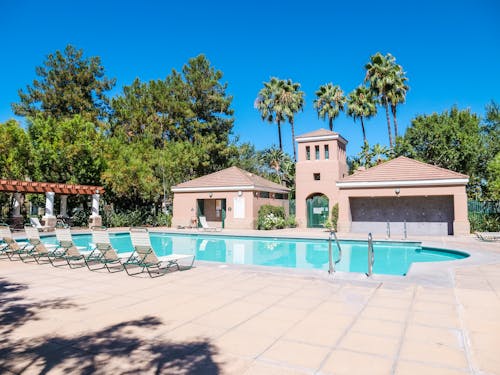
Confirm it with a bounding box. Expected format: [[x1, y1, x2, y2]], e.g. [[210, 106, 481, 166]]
[[13, 192, 23, 217], [89, 191, 102, 227], [43, 191, 57, 228], [60, 195, 68, 217]]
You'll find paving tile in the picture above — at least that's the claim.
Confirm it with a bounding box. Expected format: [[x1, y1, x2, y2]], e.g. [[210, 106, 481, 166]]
[[361, 306, 408, 323], [404, 324, 463, 348], [233, 316, 296, 338], [320, 349, 394, 375], [399, 340, 468, 369], [395, 360, 469, 375], [338, 332, 400, 357], [243, 361, 308, 374], [351, 317, 404, 338], [410, 310, 460, 329], [283, 315, 352, 346], [214, 330, 276, 358], [260, 339, 330, 370]]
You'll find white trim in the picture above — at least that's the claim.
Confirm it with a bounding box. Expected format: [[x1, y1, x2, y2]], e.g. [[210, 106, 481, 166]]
[[296, 134, 348, 144], [171, 185, 290, 193], [336, 178, 469, 188]]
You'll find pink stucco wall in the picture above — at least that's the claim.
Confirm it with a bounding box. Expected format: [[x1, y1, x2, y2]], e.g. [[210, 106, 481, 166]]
[[172, 190, 289, 229], [337, 185, 470, 235], [295, 138, 347, 227]]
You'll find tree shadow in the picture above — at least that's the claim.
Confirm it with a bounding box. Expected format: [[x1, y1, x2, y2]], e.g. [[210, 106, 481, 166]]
[[0, 277, 221, 374]]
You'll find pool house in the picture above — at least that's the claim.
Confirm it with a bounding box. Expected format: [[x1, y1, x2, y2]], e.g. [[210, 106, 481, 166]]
[[171, 166, 290, 229]]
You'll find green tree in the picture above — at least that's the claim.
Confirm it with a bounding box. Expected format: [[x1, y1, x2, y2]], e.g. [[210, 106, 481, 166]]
[[13, 45, 115, 121], [394, 107, 483, 196], [111, 54, 234, 176], [0, 120, 35, 180], [346, 85, 377, 143], [487, 153, 500, 199], [364, 52, 399, 148], [255, 77, 287, 152], [28, 115, 106, 185], [387, 69, 409, 138], [313, 83, 346, 132], [281, 79, 304, 162]]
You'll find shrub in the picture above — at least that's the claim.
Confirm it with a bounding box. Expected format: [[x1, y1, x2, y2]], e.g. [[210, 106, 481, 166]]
[[323, 203, 339, 231], [102, 208, 172, 228], [257, 205, 285, 230], [286, 215, 297, 228]]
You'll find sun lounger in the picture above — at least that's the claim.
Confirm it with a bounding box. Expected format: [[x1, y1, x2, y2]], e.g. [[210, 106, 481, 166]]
[[475, 232, 500, 242], [22, 225, 59, 263], [52, 228, 89, 268], [0, 224, 34, 260], [87, 227, 132, 272], [198, 216, 221, 232], [124, 227, 195, 277], [30, 217, 52, 232]]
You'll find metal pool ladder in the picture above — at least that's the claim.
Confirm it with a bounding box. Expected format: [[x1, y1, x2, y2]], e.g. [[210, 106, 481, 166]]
[[366, 232, 375, 277], [328, 229, 342, 274]]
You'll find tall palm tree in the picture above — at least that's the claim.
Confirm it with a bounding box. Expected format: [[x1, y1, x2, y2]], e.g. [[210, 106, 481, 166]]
[[387, 69, 409, 139], [313, 83, 346, 131], [280, 79, 304, 162], [364, 52, 396, 148], [255, 78, 287, 151], [346, 85, 377, 144]]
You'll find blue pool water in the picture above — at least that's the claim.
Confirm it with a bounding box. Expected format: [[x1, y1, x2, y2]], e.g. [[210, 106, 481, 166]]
[[41, 232, 469, 276]]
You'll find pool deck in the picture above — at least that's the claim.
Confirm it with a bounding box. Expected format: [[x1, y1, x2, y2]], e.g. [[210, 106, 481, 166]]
[[1, 228, 499, 374]]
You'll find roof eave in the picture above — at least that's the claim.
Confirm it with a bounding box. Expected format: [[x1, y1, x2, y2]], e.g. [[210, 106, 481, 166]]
[[336, 178, 469, 189]]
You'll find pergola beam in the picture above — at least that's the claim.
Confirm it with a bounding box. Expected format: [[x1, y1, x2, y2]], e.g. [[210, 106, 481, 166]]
[[0, 179, 104, 195]]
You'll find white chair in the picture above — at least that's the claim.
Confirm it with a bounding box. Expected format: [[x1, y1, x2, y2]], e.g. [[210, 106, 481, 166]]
[[30, 217, 51, 232], [198, 216, 221, 232]]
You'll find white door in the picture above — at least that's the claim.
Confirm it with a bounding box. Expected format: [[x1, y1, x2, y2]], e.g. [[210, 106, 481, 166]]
[[233, 197, 245, 219]]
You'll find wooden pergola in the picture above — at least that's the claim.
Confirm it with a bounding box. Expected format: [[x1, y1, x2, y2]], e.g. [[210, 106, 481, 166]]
[[0, 179, 104, 195], [0, 179, 104, 228]]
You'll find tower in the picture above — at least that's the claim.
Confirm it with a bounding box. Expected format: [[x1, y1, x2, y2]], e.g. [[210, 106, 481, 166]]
[[295, 129, 348, 228]]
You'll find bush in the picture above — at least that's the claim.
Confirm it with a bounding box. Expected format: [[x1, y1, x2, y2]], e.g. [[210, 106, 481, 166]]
[[286, 215, 297, 228], [257, 205, 285, 230], [469, 213, 500, 232], [323, 203, 339, 231], [102, 208, 172, 228]]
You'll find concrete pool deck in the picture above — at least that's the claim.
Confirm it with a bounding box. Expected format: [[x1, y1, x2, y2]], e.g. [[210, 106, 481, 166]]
[[1, 229, 499, 374]]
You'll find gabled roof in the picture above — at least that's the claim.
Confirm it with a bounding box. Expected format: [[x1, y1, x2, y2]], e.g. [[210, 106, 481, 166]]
[[295, 128, 347, 144], [337, 156, 469, 188], [172, 166, 290, 193]]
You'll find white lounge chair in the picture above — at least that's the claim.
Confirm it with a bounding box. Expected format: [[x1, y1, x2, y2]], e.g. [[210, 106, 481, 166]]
[[87, 227, 132, 272], [198, 216, 221, 232], [475, 232, 500, 242], [0, 224, 34, 260], [124, 227, 195, 277], [22, 225, 58, 263], [31, 217, 54, 231]]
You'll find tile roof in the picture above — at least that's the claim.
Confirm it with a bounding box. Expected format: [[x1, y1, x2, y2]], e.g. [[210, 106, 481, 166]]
[[173, 166, 290, 191], [296, 128, 338, 138], [339, 156, 469, 183]]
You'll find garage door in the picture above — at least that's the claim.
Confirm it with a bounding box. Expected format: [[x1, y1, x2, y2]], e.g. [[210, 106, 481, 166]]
[[350, 196, 454, 235]]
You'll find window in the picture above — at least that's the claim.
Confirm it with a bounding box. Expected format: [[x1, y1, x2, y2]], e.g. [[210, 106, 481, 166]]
[[315, 145, 320, 160], [306, 146, 310, 160], [259, 191, 270, 198], [275, 193, 289, 200], [324, 145, 329, 159], [313, 173, 321, 181]]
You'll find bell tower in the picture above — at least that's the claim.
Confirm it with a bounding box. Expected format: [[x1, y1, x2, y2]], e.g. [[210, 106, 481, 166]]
[[295, 129, 348, 228]]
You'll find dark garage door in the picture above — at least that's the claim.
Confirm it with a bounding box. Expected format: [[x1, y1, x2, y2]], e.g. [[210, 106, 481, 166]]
[[350, 196, 454, 235]]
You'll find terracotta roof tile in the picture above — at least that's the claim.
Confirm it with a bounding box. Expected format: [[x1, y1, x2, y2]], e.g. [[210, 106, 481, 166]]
[[296, 128, 338, 138], [173, 166, 289, 191], [339, 156, 468, 183]]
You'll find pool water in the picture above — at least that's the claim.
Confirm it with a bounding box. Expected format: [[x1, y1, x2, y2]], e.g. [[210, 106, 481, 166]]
[[41, 232, 469, 276]]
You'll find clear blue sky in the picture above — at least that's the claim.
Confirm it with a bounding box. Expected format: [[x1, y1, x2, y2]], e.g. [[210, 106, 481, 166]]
[[1, 0, 499, 157]]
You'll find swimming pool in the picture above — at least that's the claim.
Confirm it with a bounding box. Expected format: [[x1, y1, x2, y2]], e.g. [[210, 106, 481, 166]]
[[41, 232, 469, 276]]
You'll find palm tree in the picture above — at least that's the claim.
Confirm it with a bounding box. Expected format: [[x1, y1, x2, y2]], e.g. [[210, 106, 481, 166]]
[[313, 83, 346, 131], [346, 85, 377, 144], [364, 52, 396, 148], [387, 68, 409, 138], [280, 79, 305, 162], [255, 78, 287, 151]]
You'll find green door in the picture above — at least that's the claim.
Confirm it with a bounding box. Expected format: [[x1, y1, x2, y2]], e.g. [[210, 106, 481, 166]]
[[306, 195, 329, 228]]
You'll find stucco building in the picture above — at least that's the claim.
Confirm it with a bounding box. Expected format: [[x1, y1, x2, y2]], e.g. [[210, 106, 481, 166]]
[[294, 129, 470, 235], [171, 166, 289, 229]]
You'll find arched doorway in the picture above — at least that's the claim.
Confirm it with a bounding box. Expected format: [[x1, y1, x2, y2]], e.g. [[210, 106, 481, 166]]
[[306, 193, 329, 228]]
